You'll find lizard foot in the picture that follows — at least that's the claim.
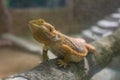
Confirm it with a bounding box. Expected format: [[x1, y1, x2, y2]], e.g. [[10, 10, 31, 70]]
[[57, 59, 68, 68], [43, 56, 49, 62]]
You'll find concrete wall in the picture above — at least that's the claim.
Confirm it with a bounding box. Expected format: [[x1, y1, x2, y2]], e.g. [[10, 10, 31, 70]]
[[74, 0, 120, 28], [10, 8, 79, 35], [9, 0, 120, 35]]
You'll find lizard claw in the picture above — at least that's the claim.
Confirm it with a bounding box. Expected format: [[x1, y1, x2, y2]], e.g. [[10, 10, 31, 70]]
[[57, 59, 68, 68]]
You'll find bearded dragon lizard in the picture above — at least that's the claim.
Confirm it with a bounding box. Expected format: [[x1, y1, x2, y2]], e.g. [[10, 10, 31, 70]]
[[29, 19, 95, 68]]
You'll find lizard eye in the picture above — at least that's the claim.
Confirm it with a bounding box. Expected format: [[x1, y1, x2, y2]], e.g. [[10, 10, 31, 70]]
[[38, 19, 44, 24]]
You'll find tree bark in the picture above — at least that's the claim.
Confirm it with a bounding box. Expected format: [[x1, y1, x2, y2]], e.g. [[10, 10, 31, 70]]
[[4, 28, 120, 80]]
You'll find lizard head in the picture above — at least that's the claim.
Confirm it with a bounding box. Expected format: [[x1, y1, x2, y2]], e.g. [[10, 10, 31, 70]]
[[29, 19, 55, 33], [29, 19, 60, 44]]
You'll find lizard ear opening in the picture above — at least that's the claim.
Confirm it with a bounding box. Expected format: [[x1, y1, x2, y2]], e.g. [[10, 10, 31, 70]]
[[49, 27, 54, 32]]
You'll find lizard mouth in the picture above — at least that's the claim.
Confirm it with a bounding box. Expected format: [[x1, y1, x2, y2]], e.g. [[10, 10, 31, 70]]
[[29, 19, 43, 28], [29, 19, 48, 32]]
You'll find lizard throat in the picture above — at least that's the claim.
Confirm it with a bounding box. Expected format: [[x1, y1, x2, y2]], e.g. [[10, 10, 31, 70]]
[[33, 30, 62, 45]]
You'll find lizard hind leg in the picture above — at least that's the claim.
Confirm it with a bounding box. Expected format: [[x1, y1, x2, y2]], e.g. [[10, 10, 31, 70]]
[[58, 53, 71, 68]]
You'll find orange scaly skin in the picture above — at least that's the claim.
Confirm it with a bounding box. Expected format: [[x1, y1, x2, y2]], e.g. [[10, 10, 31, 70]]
[[29, 19, 95, 68]]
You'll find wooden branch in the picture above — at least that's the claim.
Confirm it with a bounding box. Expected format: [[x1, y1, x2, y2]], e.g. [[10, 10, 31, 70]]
[[5, 28, 120, 80]]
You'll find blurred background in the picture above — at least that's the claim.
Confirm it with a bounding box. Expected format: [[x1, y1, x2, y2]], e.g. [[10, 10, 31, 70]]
[[0, 0, 120, 79], [1, 0, 120, 35]]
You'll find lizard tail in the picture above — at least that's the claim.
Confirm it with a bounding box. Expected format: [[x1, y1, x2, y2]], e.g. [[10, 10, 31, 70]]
[[85, 44, 95, 51]]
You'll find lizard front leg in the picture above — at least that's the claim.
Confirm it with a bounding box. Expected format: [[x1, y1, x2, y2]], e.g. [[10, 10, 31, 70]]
[[42, 45, 49, 61]]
